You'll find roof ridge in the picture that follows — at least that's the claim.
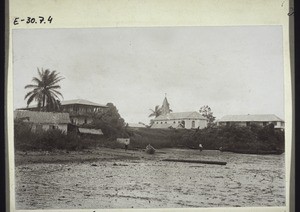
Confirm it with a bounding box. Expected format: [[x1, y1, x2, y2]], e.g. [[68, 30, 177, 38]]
[[219, 114, 284, 122]]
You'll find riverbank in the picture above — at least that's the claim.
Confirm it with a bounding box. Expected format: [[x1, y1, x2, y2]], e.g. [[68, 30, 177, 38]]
[[15, 148, 286, 209], [14, 123, 285, 155]]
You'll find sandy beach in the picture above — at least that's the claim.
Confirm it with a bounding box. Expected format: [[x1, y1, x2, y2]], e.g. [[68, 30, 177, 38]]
[[15, 148, 285, 209]]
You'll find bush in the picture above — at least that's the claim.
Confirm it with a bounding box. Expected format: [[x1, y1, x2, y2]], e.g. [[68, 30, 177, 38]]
[[178, 124, 284, 154], [127, 128, 184, 149], [126, 124, 284, 154], [14, 118, 285, 154]]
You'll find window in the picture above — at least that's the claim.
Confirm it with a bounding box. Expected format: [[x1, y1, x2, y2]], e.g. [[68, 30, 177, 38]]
[[84, 118, 87, 124], [226, 122, 230, 126], [263, 122, 267, 126], [181, 121, 185, 128], [49, 125, 58, 130], [192, 121, 195, 128], [246, 122, 250, 126], [173, 121, 176, 124], [165, 122, 167, 124]]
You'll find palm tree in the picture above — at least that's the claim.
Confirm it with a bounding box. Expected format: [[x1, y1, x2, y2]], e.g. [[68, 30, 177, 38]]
[[24, 68, 64, 111], [149, 105, 162, 118]]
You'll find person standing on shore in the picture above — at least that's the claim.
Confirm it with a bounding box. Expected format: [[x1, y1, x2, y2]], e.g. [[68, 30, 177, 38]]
[[199, 144, 203, 152], [124, 138, 130, 151]]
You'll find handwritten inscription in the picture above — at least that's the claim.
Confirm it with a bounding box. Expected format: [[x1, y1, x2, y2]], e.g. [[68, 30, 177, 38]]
[[13, 16, 53, 25]]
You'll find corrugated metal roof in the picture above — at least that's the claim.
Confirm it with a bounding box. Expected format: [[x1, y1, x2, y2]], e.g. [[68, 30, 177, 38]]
[[78, 128, 103, 135], [18, 99, 108, 109], [61, 99, 108, 107], [154, 111, 206, 121], [218, 114, 284, 122], [14, 110, 70, 124], [127, 123, 147, 128]]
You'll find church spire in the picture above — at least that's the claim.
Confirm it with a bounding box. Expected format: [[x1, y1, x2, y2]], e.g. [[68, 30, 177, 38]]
[[161, 94, 171, 115]]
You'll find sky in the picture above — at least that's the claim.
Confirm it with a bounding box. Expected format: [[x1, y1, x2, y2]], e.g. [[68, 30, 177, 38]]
[[12, 26, 284, 124]]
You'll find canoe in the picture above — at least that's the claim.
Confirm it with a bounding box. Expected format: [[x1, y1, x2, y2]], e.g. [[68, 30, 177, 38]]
[[145, 145, 156, 154], [162, 159, 226, 165]]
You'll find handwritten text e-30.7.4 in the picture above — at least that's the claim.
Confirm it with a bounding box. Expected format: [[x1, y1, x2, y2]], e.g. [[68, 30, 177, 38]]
[[13, 16, 53, 25]]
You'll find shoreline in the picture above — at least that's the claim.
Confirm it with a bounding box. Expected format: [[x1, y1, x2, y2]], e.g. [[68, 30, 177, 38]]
[[14, 147, 284, 166]]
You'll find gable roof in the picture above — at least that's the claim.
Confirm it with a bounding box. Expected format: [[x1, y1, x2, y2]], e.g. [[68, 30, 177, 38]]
[[14, 110, 70, 124], [154, 111, 206, 121], [218, 114, 284, 122]]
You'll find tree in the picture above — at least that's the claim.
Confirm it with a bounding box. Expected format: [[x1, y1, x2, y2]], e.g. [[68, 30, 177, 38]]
[[199, 105, 216, 127], [90, 103, 127, 138], [149, 105, 162, 118], [45, 99, 62, 112], [24, 68, 64, 111]]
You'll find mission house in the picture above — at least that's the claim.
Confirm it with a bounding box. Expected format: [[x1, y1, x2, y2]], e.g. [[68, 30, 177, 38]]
[[59, 99, 108, 125], [17, 99, 108, 130]]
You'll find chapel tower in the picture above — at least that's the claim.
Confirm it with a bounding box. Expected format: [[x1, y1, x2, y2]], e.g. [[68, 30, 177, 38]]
[[161, 94, 171, 115]]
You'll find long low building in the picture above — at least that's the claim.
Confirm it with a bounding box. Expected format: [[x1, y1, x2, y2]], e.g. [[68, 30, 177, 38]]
[[151, 111, 207, 129], [14, 110, 70, 133], [217, 114, 284, 130]]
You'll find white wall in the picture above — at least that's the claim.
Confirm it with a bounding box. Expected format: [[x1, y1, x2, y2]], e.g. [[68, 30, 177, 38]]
[[184, 119, 207, 129], [32, 123, 68, 134], [197, 119, 208, 129], [71, 117, 93, 125], [152, 119, 207, 129], [218, 121, 285, 129]]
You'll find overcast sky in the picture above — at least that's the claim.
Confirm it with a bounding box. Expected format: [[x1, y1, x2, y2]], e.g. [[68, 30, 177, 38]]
[[13, 26, 284, 124]]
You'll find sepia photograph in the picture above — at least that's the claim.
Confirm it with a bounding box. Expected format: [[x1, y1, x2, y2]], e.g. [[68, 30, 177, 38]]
[[11, 26, 286, 210]]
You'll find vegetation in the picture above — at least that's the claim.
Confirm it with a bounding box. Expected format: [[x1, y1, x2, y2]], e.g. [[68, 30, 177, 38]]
[[14, 117, 284, 154], [177, 124, 284, 154], [86, 103, 129, 139], [14, 119, 83, 151], [199, 105, 216, 127], [148, 105, 162, 118], [126, 123, 284, 154], [24, 68, 64, 111]]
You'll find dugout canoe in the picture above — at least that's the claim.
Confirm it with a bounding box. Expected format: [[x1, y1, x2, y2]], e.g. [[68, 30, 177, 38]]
[[162, 159, 226, 165], [145, 145, 156, 154]]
